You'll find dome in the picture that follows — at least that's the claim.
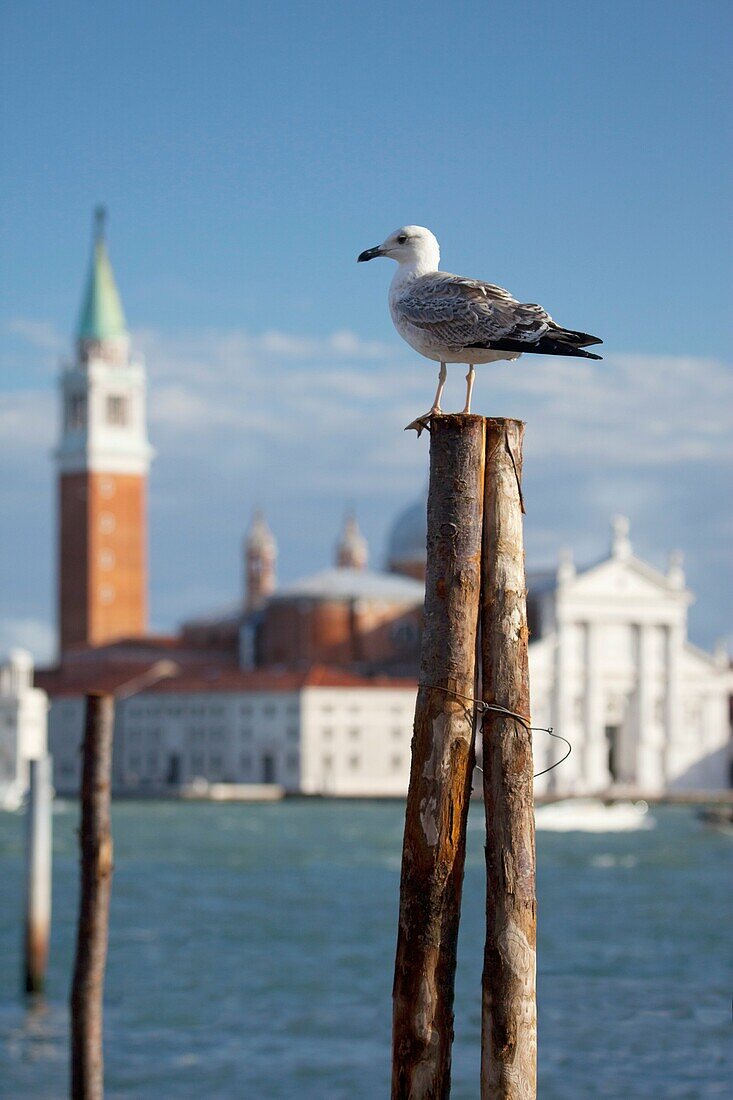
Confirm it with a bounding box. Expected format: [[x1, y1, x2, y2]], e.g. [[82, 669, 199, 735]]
[[387, 497, 427, 575]]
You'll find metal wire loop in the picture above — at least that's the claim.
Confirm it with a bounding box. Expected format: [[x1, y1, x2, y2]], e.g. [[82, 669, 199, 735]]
[[426, 684, 572, 779]]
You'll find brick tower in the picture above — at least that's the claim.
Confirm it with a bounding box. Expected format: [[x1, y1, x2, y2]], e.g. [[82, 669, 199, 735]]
[[56, 208, 153, 653]]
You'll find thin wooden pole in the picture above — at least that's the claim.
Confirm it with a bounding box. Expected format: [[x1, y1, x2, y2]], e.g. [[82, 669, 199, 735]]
[[24, 755, 53, 994], [70, 692, 114, 1100], [392, 414, 486, 1099], [480, 418, 537, 1099]]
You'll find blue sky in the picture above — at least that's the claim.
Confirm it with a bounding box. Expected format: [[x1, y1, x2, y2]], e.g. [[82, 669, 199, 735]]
[[1, 0, 731, 660]]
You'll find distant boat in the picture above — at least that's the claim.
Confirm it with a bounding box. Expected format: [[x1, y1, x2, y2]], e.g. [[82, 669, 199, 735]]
[[0, 783, 23, 812], [696, 807, 733, 835], [535, 798, 655, 832]]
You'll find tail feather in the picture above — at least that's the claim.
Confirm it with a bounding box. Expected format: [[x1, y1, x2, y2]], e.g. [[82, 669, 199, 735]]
[[553, 326, 603, 348], [470, 336, 603, 360]]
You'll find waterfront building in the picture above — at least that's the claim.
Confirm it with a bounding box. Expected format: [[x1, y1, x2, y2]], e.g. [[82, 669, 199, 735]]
[[43, 510, 731, 799], [56, 208, 153, 653], [44, 667, 416, 797], [0, 651, 48, 810]]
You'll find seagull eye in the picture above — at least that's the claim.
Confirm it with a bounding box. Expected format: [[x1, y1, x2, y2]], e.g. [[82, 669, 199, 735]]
[[397, 234, 408, 244]]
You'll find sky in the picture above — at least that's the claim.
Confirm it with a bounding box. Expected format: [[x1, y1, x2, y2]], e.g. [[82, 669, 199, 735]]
[[0, 0, 731, 662]]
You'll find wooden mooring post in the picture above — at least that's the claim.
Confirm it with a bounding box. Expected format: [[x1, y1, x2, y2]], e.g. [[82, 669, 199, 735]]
[[392, 414, 486, 1099], [480, 418, 537, 1098], [24, 755, 53, 995], [70, 692, 115, 1100]]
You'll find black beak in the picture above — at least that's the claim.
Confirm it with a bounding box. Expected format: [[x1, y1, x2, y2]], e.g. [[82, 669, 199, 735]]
[[357, 245, 384, 263]]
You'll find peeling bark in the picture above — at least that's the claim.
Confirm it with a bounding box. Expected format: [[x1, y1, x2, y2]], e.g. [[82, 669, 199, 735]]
[[392, 415, 486, 1099], [480, 419, 537, 1099]]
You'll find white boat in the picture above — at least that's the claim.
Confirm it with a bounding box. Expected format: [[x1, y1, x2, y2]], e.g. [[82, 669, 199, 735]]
[[0, 781, 24, 812], [535, 798, 655, 832]]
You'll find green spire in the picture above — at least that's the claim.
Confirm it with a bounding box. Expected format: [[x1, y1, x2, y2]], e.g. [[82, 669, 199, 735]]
[[76, 206, 128, 341]]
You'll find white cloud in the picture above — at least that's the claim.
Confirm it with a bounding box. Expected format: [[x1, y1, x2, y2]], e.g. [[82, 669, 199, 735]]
[[1, 318, 731, 647]]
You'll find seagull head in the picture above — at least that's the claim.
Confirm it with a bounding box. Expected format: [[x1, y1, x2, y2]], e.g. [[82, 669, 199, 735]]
[[357, 226, 440, 271]]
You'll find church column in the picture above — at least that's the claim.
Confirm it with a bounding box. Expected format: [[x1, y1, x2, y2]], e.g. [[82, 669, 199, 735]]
[[583, 621, 607, 792], [663, 623, 685, 787], [636, 625, 663, 792], [552, 618, 578, 792]]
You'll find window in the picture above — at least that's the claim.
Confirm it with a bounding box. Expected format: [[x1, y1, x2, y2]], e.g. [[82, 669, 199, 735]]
[[286, 753, 299, 770], [349, 755, 360, 770], [287, 727, 298, 741], [392, 621, 417, 647], [391, 727, 403, 739], [391, 755, 403, 770], [322, 728, 333, 740], [66, 393, 87, 430], [349, 728, 360, 740], [106, 394, 128, 425], [263, 704, 276, 717], [240, 752, 252, 770], [99, 584, 115, 604], [241, 727, 252, 740]]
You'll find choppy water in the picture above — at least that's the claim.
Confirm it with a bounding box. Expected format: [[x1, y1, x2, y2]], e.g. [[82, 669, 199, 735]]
[[0, 801, 731, 1098]]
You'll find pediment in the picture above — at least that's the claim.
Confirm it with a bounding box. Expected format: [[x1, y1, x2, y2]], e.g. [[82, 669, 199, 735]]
[[565, 557, 686, 605]]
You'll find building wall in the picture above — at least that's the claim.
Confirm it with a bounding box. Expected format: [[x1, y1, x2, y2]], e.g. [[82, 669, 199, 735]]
[[59, 471, 147, 650], [49, 684, 418, 798], [300, 686, 416, 796], [260, 599, 421, 670]]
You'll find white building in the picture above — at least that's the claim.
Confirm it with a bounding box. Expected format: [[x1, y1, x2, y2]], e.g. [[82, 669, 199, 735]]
[[48, 668, 417, 798], [529, 517, 731, 795], [44, 515, 731, 800], [0, 650, 49, 810]]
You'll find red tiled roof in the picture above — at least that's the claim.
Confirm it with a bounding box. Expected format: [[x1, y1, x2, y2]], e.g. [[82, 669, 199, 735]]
[[35, 662, 417, 698]]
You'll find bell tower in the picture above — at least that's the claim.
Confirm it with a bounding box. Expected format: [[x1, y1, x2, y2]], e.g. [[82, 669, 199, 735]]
[[56, 208, 153, 653]]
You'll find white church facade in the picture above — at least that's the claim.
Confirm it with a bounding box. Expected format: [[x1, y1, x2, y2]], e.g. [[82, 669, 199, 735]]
[[528, 517, 731, 796]]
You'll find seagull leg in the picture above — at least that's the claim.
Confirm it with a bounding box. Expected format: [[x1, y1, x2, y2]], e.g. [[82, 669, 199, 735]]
[[462, 364, 476, 415], [405, 362, 447, 436]]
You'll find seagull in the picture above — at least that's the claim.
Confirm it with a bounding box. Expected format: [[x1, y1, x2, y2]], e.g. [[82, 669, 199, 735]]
[[358, 225, 602, 433]]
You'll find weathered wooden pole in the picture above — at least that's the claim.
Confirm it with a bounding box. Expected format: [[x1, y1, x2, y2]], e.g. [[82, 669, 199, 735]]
[[70, 692, 115, 1100], [24, 755, 53, 994], [480, 418, 537, 1099], [392, 414, 486, 1099]]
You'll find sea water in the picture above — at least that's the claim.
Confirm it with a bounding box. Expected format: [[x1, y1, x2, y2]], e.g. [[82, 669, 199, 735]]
[[0, 801, 730, 1098]]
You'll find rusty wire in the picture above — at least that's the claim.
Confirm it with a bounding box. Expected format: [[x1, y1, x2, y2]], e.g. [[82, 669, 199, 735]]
[[425, 683, 572, 779]]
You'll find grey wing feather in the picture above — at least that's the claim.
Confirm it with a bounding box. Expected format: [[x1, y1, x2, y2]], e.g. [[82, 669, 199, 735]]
[[396, 273, 554, 348]]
